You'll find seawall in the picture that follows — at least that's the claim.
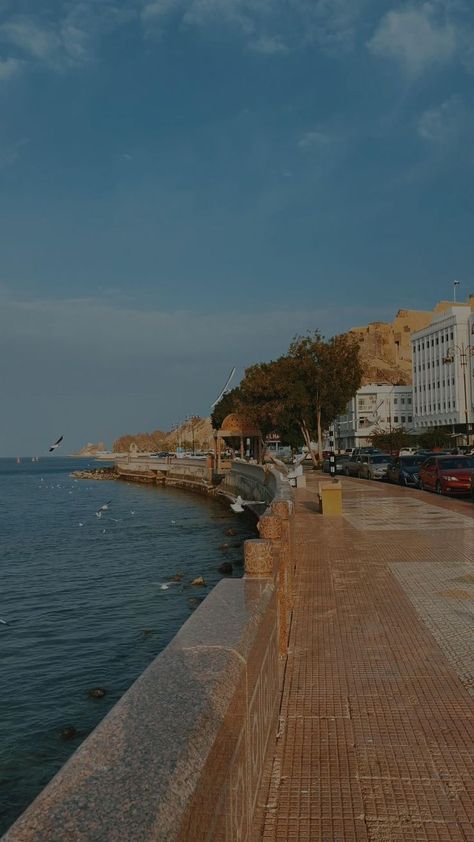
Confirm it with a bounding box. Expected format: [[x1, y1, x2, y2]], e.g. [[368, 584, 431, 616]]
[[3, 460, 295, 842]]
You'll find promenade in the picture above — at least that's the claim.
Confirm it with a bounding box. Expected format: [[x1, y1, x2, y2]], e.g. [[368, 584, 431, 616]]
[[256, 473, 474, 842]]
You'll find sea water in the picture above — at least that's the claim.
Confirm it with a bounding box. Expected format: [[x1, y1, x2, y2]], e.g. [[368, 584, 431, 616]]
[[0, 457, 255, 834]]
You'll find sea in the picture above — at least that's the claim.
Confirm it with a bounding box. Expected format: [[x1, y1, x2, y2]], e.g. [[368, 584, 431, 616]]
[[0, 457, 255, 835]]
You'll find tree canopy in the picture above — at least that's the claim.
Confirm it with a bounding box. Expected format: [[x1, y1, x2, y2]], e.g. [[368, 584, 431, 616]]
[[237, 331, 363, 463]]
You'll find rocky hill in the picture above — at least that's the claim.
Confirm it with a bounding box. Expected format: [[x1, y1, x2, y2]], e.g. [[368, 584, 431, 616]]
[[73, 441, 107, 457]]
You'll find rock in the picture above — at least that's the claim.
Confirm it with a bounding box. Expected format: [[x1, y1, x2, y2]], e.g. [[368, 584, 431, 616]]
[[225, 528, 237, 536], [143, 629, 155, 637], [87, 687, 107, 699], [187, 596, 204, 608], [60, 726, 78, 741], [218, 562, 233, 575], [171, 572, 183, 582], [190, 576, 206, 587], [219, 543, 229, 551]]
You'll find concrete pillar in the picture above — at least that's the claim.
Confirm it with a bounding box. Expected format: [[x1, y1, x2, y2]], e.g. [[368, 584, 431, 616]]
[[244, 539, 273, 578], [258, 513, 288, 655]]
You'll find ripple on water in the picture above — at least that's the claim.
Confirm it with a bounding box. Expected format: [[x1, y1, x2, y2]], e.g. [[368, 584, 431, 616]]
[[0, 458, 256, 833]]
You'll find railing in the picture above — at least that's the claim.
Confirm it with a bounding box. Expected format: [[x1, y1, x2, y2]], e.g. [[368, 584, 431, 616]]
[[3, 464, 295, 842]]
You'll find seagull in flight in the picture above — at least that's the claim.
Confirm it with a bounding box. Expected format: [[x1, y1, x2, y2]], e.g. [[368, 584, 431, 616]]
[[96, 501, 111, 517], [49, 435, 63, 453], [230, 495, 266, 513]]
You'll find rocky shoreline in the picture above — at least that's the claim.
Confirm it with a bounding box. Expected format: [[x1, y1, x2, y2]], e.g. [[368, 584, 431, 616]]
[[71, 467, 118, 481]]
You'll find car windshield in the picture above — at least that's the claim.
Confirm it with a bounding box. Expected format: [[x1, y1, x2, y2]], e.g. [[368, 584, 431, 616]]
[[401, 456, 426, 467], [336, 455, 350, 462], [371, 455, 391, 463], [439, 457, 474, 469]]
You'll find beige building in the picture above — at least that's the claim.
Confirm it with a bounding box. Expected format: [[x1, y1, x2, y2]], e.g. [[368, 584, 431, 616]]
[[350, 296, 474, 386]]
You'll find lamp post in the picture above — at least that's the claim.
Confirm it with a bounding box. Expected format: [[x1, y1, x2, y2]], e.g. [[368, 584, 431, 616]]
[[442, 344, 474, 446]]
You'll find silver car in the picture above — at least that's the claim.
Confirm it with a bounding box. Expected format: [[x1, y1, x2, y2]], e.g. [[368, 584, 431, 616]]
[[358, 453, 392, 480]]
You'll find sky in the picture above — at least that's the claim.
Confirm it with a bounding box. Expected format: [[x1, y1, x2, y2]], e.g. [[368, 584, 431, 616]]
[[1, 0, 474, 454]]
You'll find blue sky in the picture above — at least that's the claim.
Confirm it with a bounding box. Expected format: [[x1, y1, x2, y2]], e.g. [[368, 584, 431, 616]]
[[1, 0, 473, 454]]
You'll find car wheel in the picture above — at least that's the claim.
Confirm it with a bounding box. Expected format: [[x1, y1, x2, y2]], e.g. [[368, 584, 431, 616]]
[[435, 480, 443, 495], [419, 479, 424, 491], [401, 475, 407, 487]]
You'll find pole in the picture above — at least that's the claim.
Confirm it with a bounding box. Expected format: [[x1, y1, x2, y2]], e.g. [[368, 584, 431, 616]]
[[453, 280, 460, 302], [329, 423, 336, 480], [461, 351, 469, 446]]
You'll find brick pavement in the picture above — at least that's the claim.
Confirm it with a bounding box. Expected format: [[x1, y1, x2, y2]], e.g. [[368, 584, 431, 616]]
[[255, 475, 474, 842]]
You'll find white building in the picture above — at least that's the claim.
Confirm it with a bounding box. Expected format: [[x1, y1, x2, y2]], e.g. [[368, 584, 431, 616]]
[[411, 305, 474, 441], [336, 383, 414, 450]]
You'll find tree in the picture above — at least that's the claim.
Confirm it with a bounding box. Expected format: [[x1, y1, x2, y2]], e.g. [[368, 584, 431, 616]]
[[211, 387, 242, 430], [238, 331, 363, 466], [370, 428, 417, 454], [286, 331, 363, 461], [417, 426, 452, 450]]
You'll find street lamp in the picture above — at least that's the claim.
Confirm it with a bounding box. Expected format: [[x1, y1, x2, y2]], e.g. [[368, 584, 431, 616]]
[[442, 344, 474, 446]]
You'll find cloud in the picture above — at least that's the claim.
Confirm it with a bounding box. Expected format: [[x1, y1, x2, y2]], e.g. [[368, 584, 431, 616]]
[[0, 3, 137, 71], [0, 137, 29, 168], [297, 130, 331, 149], [248, 34, 289, 55], [368, 5, 457, 76], [417, 94, 470, 143], [140, 0, 369, 54], [0, 56, 23, 80]]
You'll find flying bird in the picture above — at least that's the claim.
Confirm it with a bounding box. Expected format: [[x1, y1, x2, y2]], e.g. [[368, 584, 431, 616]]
[[95, 501, 111, 517], [211, 367, 236, 409], [230, 495, 266, 513], [49, 435, 63, 453]]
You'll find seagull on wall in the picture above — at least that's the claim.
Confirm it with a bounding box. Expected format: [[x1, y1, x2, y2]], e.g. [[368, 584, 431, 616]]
[[230, 495, 266, 513], [49, 435, 63, 453]]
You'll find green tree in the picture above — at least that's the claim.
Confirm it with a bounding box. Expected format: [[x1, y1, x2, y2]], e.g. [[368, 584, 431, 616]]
[[238, 331, 363, 465], [417, 426, 452, 450], [211, 387, 242, 429], [370, 428, 417, 454]]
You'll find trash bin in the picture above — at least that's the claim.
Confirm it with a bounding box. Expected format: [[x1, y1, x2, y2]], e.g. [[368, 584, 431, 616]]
[[318, 480, 342, 515]]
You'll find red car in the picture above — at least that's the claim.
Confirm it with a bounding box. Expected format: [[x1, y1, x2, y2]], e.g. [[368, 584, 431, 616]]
[[419, 455, 474, 495]]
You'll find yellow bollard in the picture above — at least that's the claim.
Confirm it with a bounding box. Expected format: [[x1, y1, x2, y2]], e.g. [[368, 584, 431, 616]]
[[318, 480, 343, 516]]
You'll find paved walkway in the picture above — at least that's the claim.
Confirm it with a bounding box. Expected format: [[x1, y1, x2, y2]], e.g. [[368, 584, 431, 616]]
[[257, 474, 474, 842]]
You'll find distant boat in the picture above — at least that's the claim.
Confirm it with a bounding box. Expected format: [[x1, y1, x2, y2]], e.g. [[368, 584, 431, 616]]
[[16, 457, 21, 464]]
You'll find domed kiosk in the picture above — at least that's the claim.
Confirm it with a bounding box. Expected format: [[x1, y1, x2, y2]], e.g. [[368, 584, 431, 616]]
[[214, 413, 262, 470]]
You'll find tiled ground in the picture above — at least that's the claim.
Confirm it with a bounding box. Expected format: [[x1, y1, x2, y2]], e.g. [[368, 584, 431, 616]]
[[255, 476, 474, 842]]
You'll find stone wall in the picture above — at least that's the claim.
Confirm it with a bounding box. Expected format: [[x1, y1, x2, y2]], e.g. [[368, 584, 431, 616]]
[[3, 464, 295, 842]]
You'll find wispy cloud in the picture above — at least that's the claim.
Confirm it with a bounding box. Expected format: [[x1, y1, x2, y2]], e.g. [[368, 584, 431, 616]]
[[0, 2, 137, 72], [368, 4, 457, 76], [140, 0, 369, 54], [297, 130, 332, 149], [0, 55, 23, 80], [417, 94, 471, 144]]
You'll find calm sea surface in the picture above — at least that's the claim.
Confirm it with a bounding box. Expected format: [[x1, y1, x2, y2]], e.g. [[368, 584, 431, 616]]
[[0, 457, 255, 834]]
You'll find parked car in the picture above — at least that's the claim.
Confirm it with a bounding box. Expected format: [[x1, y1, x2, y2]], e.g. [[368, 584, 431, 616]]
[[418, 455, 474, 495], [322, 454, 351, 474], [350, 447, 382, 460], [344, 453, 370, 476], [387, 454, 432, 487], [358, 453, 392, 481]]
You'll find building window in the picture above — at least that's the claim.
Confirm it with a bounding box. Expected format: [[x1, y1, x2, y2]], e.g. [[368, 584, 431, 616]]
[[393, 416, 398, 423], [401, 416, 406, 422], [450, 331, 454, 340], [436, 337, 438, 345], [408, 416, 412, 422]]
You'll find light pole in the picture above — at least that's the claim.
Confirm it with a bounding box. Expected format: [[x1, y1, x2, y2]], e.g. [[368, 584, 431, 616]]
[[442, 344, 474, 446], [453, 280, 460, 303]]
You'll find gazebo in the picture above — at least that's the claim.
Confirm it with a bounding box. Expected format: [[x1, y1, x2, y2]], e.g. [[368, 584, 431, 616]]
[[214, 413, 262, 470]]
